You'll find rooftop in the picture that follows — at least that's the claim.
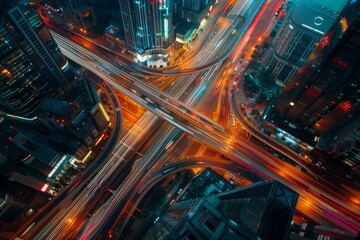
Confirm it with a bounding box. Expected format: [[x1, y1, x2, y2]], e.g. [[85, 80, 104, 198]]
[[290, 0, 341, 35], [40, 98, 69, 115], [312, 0, 347, 12], [106, 24, 120, 35], [176, 21, 196, 35]]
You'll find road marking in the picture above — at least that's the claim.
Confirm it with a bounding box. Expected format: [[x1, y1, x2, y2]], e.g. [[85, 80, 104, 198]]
[[116, 108, 120, 111]]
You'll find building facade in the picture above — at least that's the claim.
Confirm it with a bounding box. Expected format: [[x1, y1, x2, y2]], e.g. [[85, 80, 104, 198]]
[[275, 9, 360, 136], [0, 0, 110, 194], [262, 0, 347, 86], [145, 168, 298, 240], [0, 2, 74, 117], [331, 127, 360, 172], [119, 0, 173, 64], [173, 0, 211, 26], [57, 0, 97, 35]]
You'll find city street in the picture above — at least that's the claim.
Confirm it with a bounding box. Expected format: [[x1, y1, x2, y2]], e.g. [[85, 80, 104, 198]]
[[12, 0, 360, 239]]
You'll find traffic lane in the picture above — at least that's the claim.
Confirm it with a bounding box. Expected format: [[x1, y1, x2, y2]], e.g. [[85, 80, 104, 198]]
[[54, 23, 360, 232], [230, 90, 360, 205]]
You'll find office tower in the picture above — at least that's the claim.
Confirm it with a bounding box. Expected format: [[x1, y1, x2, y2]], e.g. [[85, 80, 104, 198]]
[[145, 168, 298, 240], [85, 0, 111, 19], [214, 181, 298, 240], [173, 0, 183, 25], [52, 0, 112, 33], [0, 179, 29, 223], [0, 1, 75, 117], [39, 0, 66, 25], [173, 0, 212, 25], [0, 121, 58, 194], [330, 126, 360, 171], [119, 0, 173, 64], [274, 9, 360, 142], [58, 0, 96, 35], [0, 0, 109, 143], [0, 0, 109, 193], [262, 0, 347, 86]]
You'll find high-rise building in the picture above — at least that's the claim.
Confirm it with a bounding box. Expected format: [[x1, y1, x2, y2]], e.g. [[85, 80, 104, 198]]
[[0, 191, 27, 222], [119, 0, 173, 65], [85, 0, 111, 19], [0, 1, 75, 117], [274, 9, 360, 138], [173, 0, 211, 25], [330, 127, 360, 171], [262, 0, 347, 86], [145, 168, 298, 240], [214, 181, 298, 240], [0, 0, 110, 193], [58, 0, 97, 35]]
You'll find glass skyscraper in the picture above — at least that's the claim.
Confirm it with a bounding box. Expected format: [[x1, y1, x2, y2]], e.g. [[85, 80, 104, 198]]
[[275, 2, 360, 135], [0, 1, 74, 117], [0, 0, 110, 193], [144, 169, 298, 240], [119, 0, 173, 64], [262, 0, 347, 86]]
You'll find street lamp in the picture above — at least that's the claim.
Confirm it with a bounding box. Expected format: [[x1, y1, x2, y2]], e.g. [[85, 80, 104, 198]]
[[290, 102, 294, 106]]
